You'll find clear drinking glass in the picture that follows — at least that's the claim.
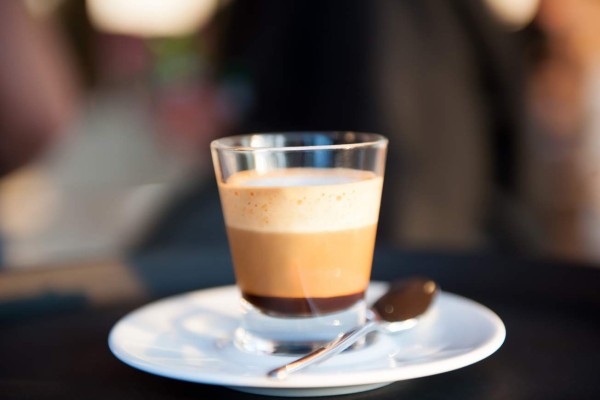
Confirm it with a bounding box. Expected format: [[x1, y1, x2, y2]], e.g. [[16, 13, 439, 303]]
[[211, 132, 387, 354]]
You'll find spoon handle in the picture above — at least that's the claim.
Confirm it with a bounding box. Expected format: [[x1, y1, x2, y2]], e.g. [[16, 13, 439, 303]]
[[267, 321, 378, 379]]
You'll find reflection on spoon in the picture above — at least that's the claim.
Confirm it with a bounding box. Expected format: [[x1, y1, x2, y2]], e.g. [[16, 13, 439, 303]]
[[268, 277, 439, 379]]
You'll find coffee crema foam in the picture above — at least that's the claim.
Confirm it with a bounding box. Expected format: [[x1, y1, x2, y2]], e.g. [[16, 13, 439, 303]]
[[218, 168, 383, 233]]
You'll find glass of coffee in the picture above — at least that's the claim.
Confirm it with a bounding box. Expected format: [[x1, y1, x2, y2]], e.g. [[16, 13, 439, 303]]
[[211, 132, 387, 355]]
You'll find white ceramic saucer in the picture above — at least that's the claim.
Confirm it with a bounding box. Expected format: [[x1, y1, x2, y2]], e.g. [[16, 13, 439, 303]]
[[108, 282, 505, 397]]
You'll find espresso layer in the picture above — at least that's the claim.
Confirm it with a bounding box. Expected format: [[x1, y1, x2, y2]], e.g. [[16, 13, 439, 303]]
[[243, 291, 364, 316]]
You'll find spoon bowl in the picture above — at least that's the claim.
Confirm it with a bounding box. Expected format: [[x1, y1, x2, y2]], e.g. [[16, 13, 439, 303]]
[[373, 277, 439, 332]]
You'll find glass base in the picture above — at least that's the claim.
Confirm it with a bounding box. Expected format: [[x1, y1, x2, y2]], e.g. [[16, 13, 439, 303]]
[[234, 298, 367, 355]]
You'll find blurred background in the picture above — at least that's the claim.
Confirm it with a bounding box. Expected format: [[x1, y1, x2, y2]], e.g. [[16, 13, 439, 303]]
[[2, 0, 600, 310]]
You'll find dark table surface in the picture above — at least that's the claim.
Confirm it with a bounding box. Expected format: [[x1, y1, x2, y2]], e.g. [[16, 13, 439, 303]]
[[1, 247, 600, 400]]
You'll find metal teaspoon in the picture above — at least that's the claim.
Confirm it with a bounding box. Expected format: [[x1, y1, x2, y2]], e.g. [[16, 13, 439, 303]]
[[267, 277, 439, 379]]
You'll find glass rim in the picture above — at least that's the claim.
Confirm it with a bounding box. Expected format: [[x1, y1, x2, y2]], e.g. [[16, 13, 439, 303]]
[[210, 131, 388, 153]]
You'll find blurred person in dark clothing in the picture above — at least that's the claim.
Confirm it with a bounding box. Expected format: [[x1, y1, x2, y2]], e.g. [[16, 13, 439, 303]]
[[214, 0, 527, 251], [135, 0, 538, 258]]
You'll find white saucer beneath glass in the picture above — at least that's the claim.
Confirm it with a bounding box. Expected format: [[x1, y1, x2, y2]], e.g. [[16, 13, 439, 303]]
[[108, 282, 505, 397]]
